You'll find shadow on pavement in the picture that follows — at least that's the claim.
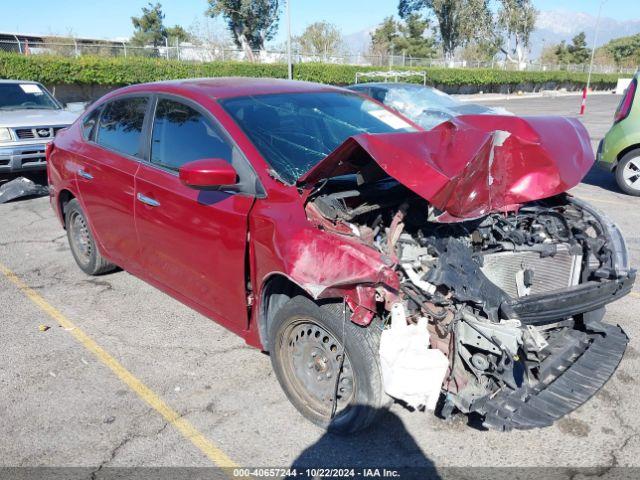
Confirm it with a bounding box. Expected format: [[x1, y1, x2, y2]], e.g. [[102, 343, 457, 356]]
[[580, 165, 621, 194], [289, 407, 441, 479]]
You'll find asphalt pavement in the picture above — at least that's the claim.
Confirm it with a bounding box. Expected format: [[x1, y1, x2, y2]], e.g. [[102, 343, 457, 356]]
[[1, 94, 639, 476]]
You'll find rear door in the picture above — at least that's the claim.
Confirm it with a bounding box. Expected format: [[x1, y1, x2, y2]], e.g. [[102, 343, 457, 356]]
[[134, 96, 256, 331], [75, 96, 150, 268]]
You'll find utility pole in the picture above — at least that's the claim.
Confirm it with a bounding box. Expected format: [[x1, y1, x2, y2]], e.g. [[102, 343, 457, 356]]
[[582, 0, 607, 115], [287, 0, 293, 80]]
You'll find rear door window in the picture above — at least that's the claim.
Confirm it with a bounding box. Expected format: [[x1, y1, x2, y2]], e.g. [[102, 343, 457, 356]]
[[150, 98, 232, 171], [96, 97, 149, 157], [82, 107, 101, 141]]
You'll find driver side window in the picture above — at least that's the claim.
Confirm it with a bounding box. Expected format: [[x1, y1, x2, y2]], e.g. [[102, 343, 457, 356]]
[[151, 98, 232, 171]]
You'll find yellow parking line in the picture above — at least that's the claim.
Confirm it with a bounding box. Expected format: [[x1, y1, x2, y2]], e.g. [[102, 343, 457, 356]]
[[0, 261, 238, 469], [630, 291, 640, 299]]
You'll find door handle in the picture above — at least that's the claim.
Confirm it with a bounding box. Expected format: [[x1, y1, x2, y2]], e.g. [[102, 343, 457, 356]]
[[137, 193, 161, 207], [78, 169, 93, 180]]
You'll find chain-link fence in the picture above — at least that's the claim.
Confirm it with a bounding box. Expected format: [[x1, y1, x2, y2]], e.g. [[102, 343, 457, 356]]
[[1, 39, 637, 74]]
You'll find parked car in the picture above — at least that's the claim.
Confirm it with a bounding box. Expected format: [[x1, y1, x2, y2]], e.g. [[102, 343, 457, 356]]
[[0, 80, 78, 176], [347, 82, 511, 130], [596, 71, 640, 195], [48, 78, 633, 433]]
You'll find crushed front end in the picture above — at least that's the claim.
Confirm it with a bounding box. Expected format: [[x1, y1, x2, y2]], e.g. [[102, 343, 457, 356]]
[[299, 115, 634, 430]]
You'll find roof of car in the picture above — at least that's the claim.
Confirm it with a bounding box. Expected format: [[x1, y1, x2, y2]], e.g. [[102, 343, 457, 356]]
[[113, 77, 347, 99], [0, 79, 40, 84]]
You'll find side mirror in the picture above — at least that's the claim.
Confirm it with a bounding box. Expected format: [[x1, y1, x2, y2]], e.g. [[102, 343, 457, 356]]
[[179, 159, 238, 189]]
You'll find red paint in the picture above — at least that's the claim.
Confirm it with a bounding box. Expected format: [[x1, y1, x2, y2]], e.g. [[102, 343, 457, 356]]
[[179, 158, 238, 188], [47, 78, 594, 350], [299, 114, 594, 221], [580, 87, 587, 115]]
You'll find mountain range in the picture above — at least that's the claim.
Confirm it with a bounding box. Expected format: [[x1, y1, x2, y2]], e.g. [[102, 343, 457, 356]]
[[343, 9, 640, 59]]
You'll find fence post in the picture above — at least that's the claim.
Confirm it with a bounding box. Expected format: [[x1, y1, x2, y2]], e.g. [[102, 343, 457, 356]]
[[122, 42, 127, 58], [73, 39, 79, 57], [13, 35, 23, 54]]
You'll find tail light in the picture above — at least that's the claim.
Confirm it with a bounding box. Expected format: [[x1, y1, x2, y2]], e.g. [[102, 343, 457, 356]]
[[614, 79, 637, 124]]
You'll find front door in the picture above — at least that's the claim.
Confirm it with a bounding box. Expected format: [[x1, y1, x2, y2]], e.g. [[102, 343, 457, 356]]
[[134, 97, 254, 331]]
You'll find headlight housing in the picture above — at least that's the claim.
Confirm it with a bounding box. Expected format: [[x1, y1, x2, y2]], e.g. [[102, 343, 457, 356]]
[[0, 128, 12, 142], [570, 196, 631, 277]]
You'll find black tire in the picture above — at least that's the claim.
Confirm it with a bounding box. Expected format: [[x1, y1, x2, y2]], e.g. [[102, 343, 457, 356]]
[[269, 296, 390, 434], [615, 150, 640, 196], [65, 199, 116, 275]]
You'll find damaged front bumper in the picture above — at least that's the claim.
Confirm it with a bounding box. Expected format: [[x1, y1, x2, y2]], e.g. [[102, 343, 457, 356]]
[[478, 315, 628, 431], [501, 272, 635, 324]]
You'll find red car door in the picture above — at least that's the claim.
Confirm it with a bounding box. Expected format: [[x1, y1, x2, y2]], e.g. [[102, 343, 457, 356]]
[[75, 96, 149, 267], [134, 97, 255, 332]]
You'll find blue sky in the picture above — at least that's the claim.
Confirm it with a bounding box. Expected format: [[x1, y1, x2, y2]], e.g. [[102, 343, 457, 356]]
[[1, 0, 638, 42]]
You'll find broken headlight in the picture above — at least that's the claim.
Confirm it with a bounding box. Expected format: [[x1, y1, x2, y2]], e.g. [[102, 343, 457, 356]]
[[604, 215, 631, 277], [570, 196, 630, 277]]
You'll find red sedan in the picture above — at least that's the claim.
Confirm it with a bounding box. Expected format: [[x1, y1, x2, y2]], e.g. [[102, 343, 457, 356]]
[[47, 78, 633, 433]]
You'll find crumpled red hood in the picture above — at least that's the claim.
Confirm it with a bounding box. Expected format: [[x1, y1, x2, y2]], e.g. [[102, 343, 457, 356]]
[[297, 114, 594, 221]]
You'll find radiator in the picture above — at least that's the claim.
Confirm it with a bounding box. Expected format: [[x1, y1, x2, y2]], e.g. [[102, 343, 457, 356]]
[[480, 244, 582, 298]]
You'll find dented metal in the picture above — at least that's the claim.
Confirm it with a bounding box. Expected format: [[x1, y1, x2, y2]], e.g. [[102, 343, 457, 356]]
[[293, 115, 633, 429]]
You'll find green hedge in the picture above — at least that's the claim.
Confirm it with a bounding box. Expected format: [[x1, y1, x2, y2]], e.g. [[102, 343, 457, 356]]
[[0, 52, 619, 90]]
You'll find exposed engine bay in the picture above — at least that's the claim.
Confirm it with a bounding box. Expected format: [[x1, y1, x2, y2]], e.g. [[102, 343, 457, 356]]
[[305, 176, 634, 430]]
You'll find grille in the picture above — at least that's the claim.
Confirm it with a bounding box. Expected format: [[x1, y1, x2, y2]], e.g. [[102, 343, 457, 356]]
[[480, 244, 582, 298], [14, 127, 55, 139], [15, 128, 35, 139]]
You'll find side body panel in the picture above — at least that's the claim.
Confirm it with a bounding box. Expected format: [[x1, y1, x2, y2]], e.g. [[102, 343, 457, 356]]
[[134, 162, 254, 333], [74, 141, 140, 268]]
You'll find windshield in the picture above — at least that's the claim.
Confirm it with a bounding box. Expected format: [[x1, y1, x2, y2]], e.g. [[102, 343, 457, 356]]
[[220, 91, 415, 183], [0, 83, 60, 111]]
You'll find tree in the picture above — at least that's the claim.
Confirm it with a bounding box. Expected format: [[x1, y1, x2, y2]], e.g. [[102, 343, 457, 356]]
[[206, 0, 280, 60], [395, 14, 437, 58], [567, 32, 590, 64], [553, 41, 571, 64], [131, 2, 166, 47], [398, 0, 491, 61], [497, 0, 537, 67], [297, 22, 344, 59], [166, 25, 191, 45], [600, 33, 640, 67], [369, 15, 436, 64]]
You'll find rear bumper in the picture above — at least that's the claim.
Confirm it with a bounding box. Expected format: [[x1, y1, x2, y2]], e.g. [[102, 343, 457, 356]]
[[500, 271, 636, 324], [0, 143, 48, 173], [595, 139, 615, 172]]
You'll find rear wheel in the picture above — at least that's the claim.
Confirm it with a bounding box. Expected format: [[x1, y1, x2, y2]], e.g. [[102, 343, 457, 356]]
[[65, 199, 116, 275], [269, 296, 389, 434], [615, 150, 640, 196]]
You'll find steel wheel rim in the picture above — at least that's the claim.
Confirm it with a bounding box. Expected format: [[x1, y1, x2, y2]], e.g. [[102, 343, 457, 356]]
[[69, 211, 92, 265], [622, 157, 640, 191], [279, 318, 355, 418]]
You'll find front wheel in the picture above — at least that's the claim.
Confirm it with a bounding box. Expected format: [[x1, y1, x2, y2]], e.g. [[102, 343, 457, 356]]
[[269, 296, 390, 434], [615, 150, 640, 196]]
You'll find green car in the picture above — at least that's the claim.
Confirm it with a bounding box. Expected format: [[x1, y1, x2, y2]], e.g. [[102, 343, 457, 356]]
[[597, 71, 640, 195]]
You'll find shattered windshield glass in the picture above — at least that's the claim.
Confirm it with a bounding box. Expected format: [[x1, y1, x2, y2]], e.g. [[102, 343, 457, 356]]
[[382, 85, 461, 130], [220, 91, 415, 184]]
